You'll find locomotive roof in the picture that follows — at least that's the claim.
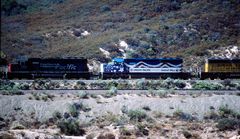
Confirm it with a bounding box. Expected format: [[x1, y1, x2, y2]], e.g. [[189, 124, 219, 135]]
[[113, 58, 182, 62], [207, 58, 240, 63], [28, 58, 87, 60]]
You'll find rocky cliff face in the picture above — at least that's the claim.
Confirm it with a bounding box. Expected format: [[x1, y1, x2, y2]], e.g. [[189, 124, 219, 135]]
[[1, 0, 240, 66]]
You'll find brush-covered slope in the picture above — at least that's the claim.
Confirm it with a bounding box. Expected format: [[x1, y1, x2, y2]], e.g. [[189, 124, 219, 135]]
[[1, 0, 240, 68]]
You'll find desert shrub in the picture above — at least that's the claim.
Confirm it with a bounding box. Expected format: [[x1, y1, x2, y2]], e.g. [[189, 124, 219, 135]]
[[74, 81, 86, 89], [236, 83, 240, 90], [100, 5, 111, 12], [69, 104, 79, 117], [10, 121, 25, 130], [104, 112, 118, 123], [136, 78, 148, 89], [192, 81, 223, 90], [107, 81, 118, 89], [204, 111, 219, 120], [120, 127, 132, 136], [216, 118, 240, 131], [47, 94, 55, 100], [156, 90, 168, 98], [134, 15, 144, 22], [136, 123, 149, 136], [127, 109, 147, 122], [142, 106, 151, 111], [103, 86, 117, 98], [94, 113, 119, 128], [182, 130, 192, 138], [153, 111, 163, 119], [19, 83, 30, 90], [160, 78, 175, 89], [218, 105, 240, 119], [116, 115, 129, 126], [32, 93, 40, 100], [57, 118, 85, 136], [41, 95, 48, 102], [173, 79, 186, 89], [121, 105, 128, 114], [90, 94, 98, 99], [1, 90, 24, 95], [52, 111, 62, 120], [86, 133, 97, 139], [77, 91, 89, 99], [173, 109, 195, 121], [90, 81, 107, 89], [68, 102, 91, 117], [74, 102, 91, 112], [148, 80, 161, 90], [97, 132, 115, 139], [117, 80, 132, 89]]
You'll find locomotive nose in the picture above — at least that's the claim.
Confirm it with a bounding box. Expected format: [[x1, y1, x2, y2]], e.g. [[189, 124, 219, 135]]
[[8, 64, 12, 72]]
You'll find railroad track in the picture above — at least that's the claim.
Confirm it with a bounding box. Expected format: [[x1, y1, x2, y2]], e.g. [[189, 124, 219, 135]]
[[7, 89, 240, 95]]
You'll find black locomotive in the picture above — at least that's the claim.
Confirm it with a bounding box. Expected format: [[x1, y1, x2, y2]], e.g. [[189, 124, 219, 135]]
[[7, 57, 90, 79]]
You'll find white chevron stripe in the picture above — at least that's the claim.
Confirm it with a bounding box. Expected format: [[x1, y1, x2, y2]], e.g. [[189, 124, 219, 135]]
[[124, 61, 182, 68]]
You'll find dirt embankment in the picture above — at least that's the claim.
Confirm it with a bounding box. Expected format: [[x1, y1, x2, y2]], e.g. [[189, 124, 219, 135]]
[[0, 90, 240, 139]]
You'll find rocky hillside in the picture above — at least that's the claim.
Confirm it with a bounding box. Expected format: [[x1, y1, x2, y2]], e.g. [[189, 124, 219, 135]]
[[1, 0, 240, 67]]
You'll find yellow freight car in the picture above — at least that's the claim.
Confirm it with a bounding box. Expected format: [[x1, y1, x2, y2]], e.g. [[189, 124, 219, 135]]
[[201, 59, 240, 79]]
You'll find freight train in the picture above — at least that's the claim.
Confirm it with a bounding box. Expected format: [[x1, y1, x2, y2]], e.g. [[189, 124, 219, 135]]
[[0, 57, 240, 79]]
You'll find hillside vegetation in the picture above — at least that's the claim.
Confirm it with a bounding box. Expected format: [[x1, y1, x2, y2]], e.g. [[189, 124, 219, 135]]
[[1, 0, 240, 68]]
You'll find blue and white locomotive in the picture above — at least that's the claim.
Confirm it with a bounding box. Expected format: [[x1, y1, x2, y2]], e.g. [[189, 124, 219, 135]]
[[101, 58, 190, 79]]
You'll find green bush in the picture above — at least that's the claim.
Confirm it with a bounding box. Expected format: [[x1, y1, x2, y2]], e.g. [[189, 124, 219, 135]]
[[120, 127, 132, 136], [69, 104, 79, 117], [97, 132, 115, 139], [218, 105, 240, 119], [116, 115, 129, 126], [52, 111, 62, 120], [203, 111, 219, 120], [90, 94, 98, 99], [57, 118, 85, 136], [103, 86, 118, 98], [136, 123, 149, 136], [155, 90, 168, 98], [77, 91, 89, 99], [90, 81, 107, 89], [41, 95, 48, 102], [173, 79, 186, 89], [173, 109, 195, 121], [74, 81, 86, 89], [72, 102, 91, 113], [19, 83, 30, 90], [107, 81, 118, 89], [117, 80, 132, 89], [192, 81, 223, 90], [216, 118, 240, 131], [127, 109, 147, 122], [136, 78, 148, 89], [121, 105, 128, 114]]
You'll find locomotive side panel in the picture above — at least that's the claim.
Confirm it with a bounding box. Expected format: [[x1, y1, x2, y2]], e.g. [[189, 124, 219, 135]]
[[124, 58, 183, 73], [29, 58, 89, 72], [202, 59, 240, 79], [205, 59, 240, 72]]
